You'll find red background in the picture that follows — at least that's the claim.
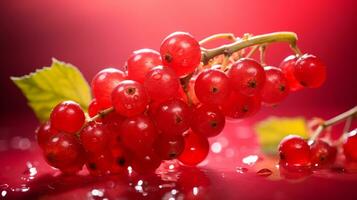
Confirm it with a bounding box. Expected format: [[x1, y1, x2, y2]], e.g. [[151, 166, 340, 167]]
[[1, 0, 356, 132]]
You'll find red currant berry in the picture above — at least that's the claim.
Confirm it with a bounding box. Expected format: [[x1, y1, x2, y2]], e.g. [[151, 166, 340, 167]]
[[194, 69, 231, 105], [160, 32, 201, 76], [120, 115, 158, 153], [191, 104, 225, 137], [294, 54, 326, 88], [343, 129, 357, 162], [80, 122, 109, 154], [86, 153, 112, 176], [144, 66, 180, 101], [261, 66, 289, 105], [153, 134, 185, 160], [44, 133, 85, 174], [131, 150, 162, 174], [111, 80, 149, 117], [50, 101, 85, 134], [278, 135, 311, 168], [310, 139, 337, 168], [279, 55, 303, 91], [88, 98, 102, 118], [92, 68, 126, 109], [227, 58, 266, 96], [127, 49, 162, 83], [154, 99, 192, 136], [109, 144, 131, 173], [36, 121, 58, 149], [178, 130, 209, 166], [221, 92, 261, 119]]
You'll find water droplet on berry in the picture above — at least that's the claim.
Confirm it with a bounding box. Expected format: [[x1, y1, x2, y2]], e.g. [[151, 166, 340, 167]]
[[242, 155, 260, 166], [236, 167, 248, 174], [257, 168, 273, 177]]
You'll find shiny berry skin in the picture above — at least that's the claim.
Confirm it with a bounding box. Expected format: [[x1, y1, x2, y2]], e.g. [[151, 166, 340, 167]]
[[154, 99, 192, 136], [278, 135, 311, 167], [279, 55, 303, 91], [153, 134, 184, 160], [343, 129, 357, 162], [191, 104, 225, 137], [43, 133, 85, 174], [88, 98, 102, 118], [194, 69, 231, 105], [310, 139, 337, 168], [227, 58, 266, 96], [109, 144, 131, 173], [294, 54, 326, 88], [261, 66, 289, 105], [160, 32, 201, 77], [178, 131, 209, 166], [131, 150, 162, 174], [50, 101, 85, 134], [144, 66, 180, 101], [127, 49, 162, 83], [80, 122, 109, 154], [111, 80, 149, 117], [86, 153, 112, 176], [36, 121, 58, 149], [221, 92, 261, 119], [120, 115, 158, 153], [91, 68, 126, 109]]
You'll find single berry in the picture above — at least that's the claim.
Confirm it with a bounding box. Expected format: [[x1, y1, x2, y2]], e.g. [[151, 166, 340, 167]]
[[310, 139, 337, 168], [160, 32, 201, 76], [261, 66, 289, 105], [36, 121, 58, 149], [294, 54, 326, 88], [88, 98, 102, 118], [178, 130, 209, 166], [109, 144, 131, 173], [279, 55, 303, 91], [191, 104, 225, 137], [278, 135, 311, 168], [153, 134, 185, 160], [227, 58, 266, 96], [50, 101, 85, 134], [220, 92, 261, 119], [111, 80, 149, 117], [127, 49, 162, 83], [343, 129, 357, 162], [194, 69, 231, 105], [86, 153, 112, 176], [131, 150, 162, 174], [80, 122, 109, 154]]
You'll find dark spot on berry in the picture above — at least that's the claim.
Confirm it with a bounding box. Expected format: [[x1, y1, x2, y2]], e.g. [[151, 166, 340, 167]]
[[88, 162, 97, 170], [280, 152, 285, 160], [319, 156, 326, 162], [126, 87, 136, 95], [175, 115, 183, 124], [300, 81, 307, 87], [248, 80, 257, 88], [211, 87, 219, 93], [164, 53, 173, 63], [116, 136, 121, 142], [169, 152, 177, 158], [46, 153, 56, 163], [279, 84, 286, 92], [242, 106, 249, 113], [210, 120, 218, 128], [117, 157, 126, 166]]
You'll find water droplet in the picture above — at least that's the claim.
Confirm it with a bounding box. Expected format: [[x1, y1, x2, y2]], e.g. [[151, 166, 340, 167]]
[[236, 167, 248, 174], [125, 104, 133, 110], [257, 168, 273, 177], [152, 72, 162, 80], [242, 155, 260, 166], [211, 142, 222, 153], [133, 95, 139, 100], [1, 190, 7, 197]]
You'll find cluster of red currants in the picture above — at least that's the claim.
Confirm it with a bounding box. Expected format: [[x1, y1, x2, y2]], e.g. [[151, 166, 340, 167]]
[[35, 31, 326, 175]]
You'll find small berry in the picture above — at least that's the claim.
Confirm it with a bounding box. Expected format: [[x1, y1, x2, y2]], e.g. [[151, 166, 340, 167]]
[[261, 66, 289, 105], [343, 129, 357, 162], [80, 122, 109, 154], [131, 150, 162, 174], [178, 130, 209, 166], [310, 139, 337, 168], [191, 104, 225, 137], [294, 54, 326, 88], [279, 55, 303, 91], [278, 135, 311, 168], [221, 92, 261, 119], [86, 153, 112, 176], [36, 121, 58, 149], [153, 134, 185, 160], [88, 98, 102, 118], [50, 101, 85, 134]]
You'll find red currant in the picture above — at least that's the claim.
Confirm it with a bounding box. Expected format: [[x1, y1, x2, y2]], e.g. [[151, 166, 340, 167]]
[[191, 104, 225, 137], [221, 92, 261, 119], [131, 150, 162, 174], [278, 135, 311, 168], [36, 121, 58, 149], [153, 134, 185, 160], [227, 58, 266, 96], [88, 98, 102, 118], [294, 54, 326, 88], [178, 130, 209, 166], [91, 68, 126, 109], [111, 80, 149, 117], [144, 66, 180, 101], [310, 139, 337, 168], [50, 101, 85, 134], [86, 153, 112, 176], [194, 69, 231, 105], [261, 66, 289, 105], [160, 32, 201, 76], [80, 122, 109, 154], [127, 49, 162, 83], [343, 129, 357, 162], [109, 144, 131, 173], [279, 55, 303, 91]]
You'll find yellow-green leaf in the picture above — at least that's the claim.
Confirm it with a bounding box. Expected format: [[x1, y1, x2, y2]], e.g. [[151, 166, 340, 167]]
[[254, 117, 309, 155], [11, 58, 91, 122]]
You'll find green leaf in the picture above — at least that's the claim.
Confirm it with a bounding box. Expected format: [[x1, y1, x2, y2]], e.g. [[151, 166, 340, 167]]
[[254, 117, 309, 155], [11, 58, 92, 122]]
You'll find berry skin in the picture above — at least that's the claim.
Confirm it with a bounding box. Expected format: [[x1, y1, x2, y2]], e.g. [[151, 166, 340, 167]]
[[109, 144, 131, 173], [80, 122, 109, 154], [111, 80, 149, 117], [294, 54, 326, 88], [153, 134, 185, 160], [191, 104, 225, 137], [36, 121, 58, 149], [261, 66, 290, 105], [160, 32, 201, 76], [91, 68, 126, 109], [144, 66, 180, 101], [43, 133, 85, 174], [50, 101, 85, 134], [178, 130, 209, 166], [88, 98, 102, 118], [86, 153, 112, 176], [127, 49, 162, 83], [154, 99, 192, 136], [131, 150, 162, 174], [227, 58, 266, 96], [279, 55, 303, 91], [310, 139, 337, 168], [278, 135, 311, 168], [343, 129, 357, 162], [221, 92, 261, 119], [194, 69, 231, 105], [120, 115, 158, 153]]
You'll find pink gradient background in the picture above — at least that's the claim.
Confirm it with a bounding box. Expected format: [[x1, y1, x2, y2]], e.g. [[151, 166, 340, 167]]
[[0, 0, 356, 133]]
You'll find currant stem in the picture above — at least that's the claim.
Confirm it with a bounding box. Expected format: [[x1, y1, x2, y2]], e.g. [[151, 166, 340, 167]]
[[259, 45, 267, 66], [245, 45, 259, 58], [88, 107, 114, 122], [199, 33, 237, 46]]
